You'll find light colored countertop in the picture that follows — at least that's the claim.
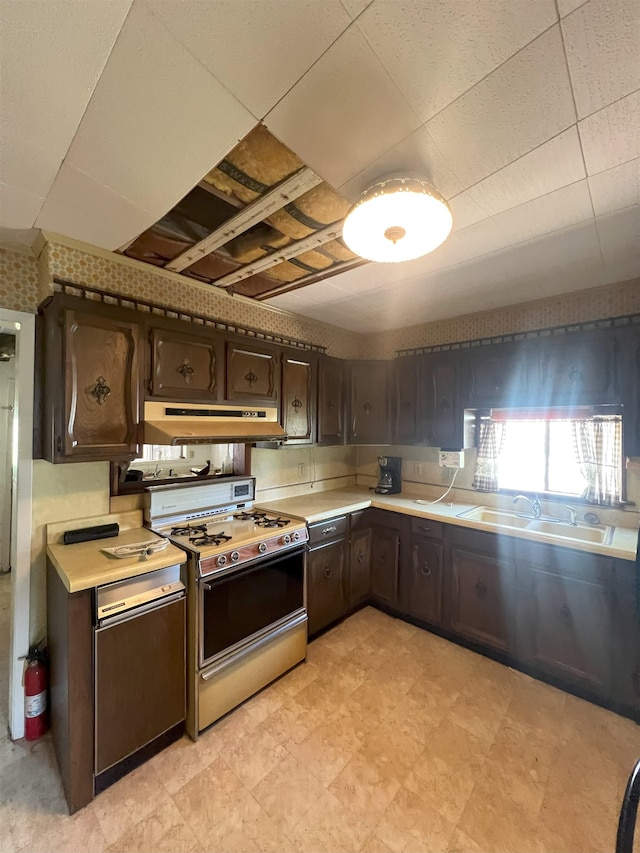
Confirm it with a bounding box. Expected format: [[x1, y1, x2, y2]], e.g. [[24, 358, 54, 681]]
[[47, 527, 187, 593], [256, 487, 639, 562]]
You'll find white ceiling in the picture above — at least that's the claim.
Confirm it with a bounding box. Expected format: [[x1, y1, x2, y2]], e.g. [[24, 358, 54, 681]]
[[1, 0, 638, 333]]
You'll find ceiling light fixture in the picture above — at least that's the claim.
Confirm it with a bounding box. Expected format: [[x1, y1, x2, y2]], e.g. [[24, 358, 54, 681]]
[[342, 177, 453, 263]]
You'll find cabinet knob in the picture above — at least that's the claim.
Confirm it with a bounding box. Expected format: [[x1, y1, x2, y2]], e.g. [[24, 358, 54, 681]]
[[363, 401, 372, 416], [178, 359, 195, 384], [324, 568, 332, 579], [245, 370, 258, 387], [91, 375, 111, 405], [474, 580, 487, 597], [421, 565, 432, 577], [291, 397, 303, 410], [559, 604, 572, 622]]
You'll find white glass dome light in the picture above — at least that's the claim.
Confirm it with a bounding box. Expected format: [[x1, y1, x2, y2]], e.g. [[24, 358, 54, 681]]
[[342, 177, 453, 263]]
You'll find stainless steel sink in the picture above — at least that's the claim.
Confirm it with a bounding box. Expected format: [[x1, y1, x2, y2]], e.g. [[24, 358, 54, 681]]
[[457, 505, 613, 545]]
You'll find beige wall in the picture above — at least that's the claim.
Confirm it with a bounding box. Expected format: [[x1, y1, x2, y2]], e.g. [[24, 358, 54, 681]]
[[253, 445, 357, 503]]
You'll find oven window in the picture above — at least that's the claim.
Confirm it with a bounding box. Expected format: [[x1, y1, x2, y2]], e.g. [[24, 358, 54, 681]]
[[202, 549, 304, 662]]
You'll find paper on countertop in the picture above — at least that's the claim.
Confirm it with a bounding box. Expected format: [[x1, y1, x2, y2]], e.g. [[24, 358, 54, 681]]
[[101, 539, 169, 559]]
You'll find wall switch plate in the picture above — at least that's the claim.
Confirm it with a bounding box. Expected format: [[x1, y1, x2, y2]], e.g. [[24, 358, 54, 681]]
[[439, 450, 465, 468]]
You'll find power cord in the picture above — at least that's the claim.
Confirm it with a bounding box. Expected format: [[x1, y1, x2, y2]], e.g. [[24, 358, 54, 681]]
[[415, 466, 460, 506]]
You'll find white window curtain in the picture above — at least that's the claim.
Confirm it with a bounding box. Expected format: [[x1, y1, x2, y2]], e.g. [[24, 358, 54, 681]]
[[473, 421, 506, 492], [572, 420, 622, 506]]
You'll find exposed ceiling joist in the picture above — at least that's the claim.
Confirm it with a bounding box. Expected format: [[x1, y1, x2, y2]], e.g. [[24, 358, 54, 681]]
[[254, 256, 367, 300], [165, 166, 323, 273], [214, 221, 345, 288]]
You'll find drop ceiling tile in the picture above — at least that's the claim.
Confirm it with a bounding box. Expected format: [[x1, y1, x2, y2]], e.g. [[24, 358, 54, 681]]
[[35, 164, 156, 251], [589, 158, 640, 217], [466, 127, 585, 215], [265, 25, 421, 190], [0, 0, 131, 200], [579, 91, 640, 175], [561, 0, 640, 118], [557, 0, 588, 16], [0, 182, 44, 230], [338, 126, 463, 203], [146, 0, 351, 118], [356, 0, 557, 122], [426, 25, 575, 188], [66, 2, 255, 217], [448, 192, 491, 232], [430, 217, 512, 268], [491, 180, 593, 246], [595, 206, 640, 265]]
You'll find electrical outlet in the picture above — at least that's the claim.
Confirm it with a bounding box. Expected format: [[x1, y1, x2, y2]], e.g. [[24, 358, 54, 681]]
[[412, 462, 421, 478], [298, 463, 305, 477], [439, 450, 465, 468]]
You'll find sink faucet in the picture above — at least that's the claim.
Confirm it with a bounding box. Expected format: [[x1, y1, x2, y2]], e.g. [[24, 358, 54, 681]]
[[513, 495, 541, 518], [565, 505, 578, 526]]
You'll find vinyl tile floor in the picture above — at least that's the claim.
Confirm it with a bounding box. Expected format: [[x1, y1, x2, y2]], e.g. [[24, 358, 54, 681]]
[[1, 604, 639, 853]]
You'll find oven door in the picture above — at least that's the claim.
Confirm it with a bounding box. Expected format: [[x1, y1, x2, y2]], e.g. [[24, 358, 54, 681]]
[[199, 546, 305, 667]]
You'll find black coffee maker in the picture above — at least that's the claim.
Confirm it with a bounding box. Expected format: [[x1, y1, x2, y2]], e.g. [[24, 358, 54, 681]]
[[375, 455, 402, 495]]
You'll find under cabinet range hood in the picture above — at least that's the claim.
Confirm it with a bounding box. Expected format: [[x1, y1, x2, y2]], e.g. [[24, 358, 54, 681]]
[[143, 401, 287, 444]]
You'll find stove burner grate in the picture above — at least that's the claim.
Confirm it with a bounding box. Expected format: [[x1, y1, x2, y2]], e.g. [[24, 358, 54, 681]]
[[171, 523, 207, 537], [189, 532, 233, 547], [233, 510, 267, 521], [255, 517, 291, 529]]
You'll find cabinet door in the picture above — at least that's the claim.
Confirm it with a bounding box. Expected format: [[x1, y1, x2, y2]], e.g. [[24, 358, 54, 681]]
[[348, 360, 390, 444], [370, 527, 400, 607], [467, 340, 536, 407], [349, 527, 371, 608], [317, 356, 345, 445], [450, 545, 513, 652], [622, 326, 640, 458], [226, 342, 280, 404], [518, 567, 613, 696], [149, 326, 223, 400], [402, 537, 443, 625], [392, 355, 423, 444], [423, 352, 465, 449], [62, 307, 141, 461], [282, 353, 315, 444], [95, 598, 185, 774], [538, 329, 619, 405], [612, 560, 640, 713], [307, 540, 348, 635]]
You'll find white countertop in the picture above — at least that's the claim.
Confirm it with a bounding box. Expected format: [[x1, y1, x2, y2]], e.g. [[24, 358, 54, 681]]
[[47, 527, 187, 593], [256, 487, 639, 562]]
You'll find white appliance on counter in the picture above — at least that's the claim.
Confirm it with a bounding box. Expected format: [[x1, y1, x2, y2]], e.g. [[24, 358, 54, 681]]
[[144, 477, 308, 739]]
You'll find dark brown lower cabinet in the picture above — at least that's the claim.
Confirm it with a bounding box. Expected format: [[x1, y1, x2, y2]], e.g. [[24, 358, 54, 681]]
[[449, 530, 515, 653], [402, 536, 444, 625], [306, 539, 348, 635], [95, 598, 186, 774], [612, 560, 640, 712], [370, 527, 401, 608], [517, 566, 613, 696], [349, 525, 372, 608]]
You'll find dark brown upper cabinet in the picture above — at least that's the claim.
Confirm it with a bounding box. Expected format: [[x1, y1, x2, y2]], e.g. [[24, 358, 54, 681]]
[[422, 351, 468, 449], [622, 323, 640, 458], [317, 355, 346, 445], [537, 328, 620, 406], [466, 339, 537, 408], [39, 295, 142, 463], [347, 360, 390, 445], [148, 324, 223, 401], [281, 352, 316, 445], [391, 355, 423, 445], [225, 340, 280, 405]]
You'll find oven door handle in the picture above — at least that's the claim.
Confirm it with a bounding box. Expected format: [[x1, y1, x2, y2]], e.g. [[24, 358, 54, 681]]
[[200, 610, 307, 681]]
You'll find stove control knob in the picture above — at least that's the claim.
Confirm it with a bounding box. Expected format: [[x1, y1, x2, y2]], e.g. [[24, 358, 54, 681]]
[[258, 542, 267, 554], [281, 534, 291, 546], [230, 550, 240, 562], [217, 555, 227, 567], [292, 531, 300, 542]]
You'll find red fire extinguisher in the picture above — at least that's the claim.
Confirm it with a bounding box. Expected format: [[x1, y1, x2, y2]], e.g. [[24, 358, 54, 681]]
[[24, 644, 49, 741]]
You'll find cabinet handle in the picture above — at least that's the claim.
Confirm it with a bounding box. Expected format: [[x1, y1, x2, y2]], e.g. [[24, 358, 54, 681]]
[[328, 401, 335, 410], [245, 370, 258, 387], [474, 580, 487, 597], [363, 401, 372, 415], [202, 583, 213, 591], [56, 436, 62, 453], [291, 397, 303, 410], [559, 604, 572, 622], [357, 551, 364, 563], [324, 568, 332, 579], [439, 398, 450, 411], [91, 375, 111, 405], [178, 359, 195, 384], [419, 525, 432, 533], [322, 526, 337, 536], [421, 565, 432, 577], [568, 365, 582, 385]]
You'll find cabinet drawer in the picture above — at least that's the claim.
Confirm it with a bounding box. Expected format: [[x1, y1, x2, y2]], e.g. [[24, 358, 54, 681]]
[[409, 517, 444, 540], [308, 516, 348, 546], [517, 541, 612, 585]]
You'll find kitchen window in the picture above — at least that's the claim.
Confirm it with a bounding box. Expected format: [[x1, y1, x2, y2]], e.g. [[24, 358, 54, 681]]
[[473, 409, 624, 505], [138, 444, 186, 462]]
